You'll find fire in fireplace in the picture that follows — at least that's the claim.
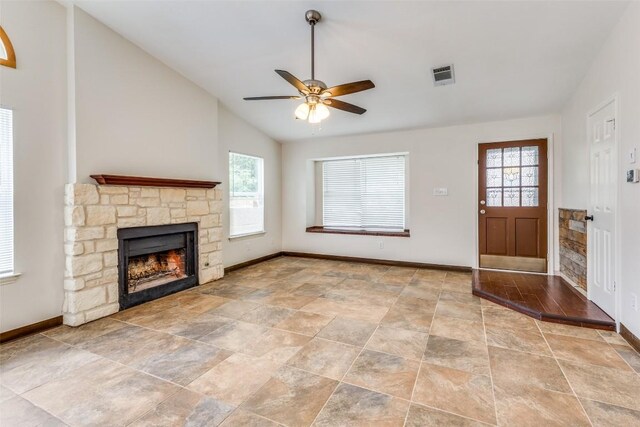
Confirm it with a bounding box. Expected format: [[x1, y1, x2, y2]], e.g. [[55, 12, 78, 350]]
[[118, 223, 198, 309]]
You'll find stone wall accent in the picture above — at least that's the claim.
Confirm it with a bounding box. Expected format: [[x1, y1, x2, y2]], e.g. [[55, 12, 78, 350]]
[[63, 184, 223, 326], [559, 208, 587, 291]]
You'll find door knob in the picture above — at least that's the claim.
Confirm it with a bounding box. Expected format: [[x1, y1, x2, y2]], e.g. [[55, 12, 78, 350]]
[[585, 215, 594, 221], [480, 209, 486, 215]]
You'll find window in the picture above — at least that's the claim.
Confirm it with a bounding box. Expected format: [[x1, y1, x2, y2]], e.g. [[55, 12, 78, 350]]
[[229, 152, 264, 237], [322, 154, 406, 230], [0, 26, 16, 69], [485, 146, 539, 207], [0, 108, 14, 275]]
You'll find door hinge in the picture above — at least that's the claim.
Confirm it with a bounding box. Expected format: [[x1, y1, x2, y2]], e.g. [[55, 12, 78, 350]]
[[607, 118, 616, 130]]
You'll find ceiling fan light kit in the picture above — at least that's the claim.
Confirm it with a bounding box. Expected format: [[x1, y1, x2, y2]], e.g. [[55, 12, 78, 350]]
[[244, 10, 375, 125]]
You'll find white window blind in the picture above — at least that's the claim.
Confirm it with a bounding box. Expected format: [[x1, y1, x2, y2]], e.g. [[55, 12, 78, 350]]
[[323, 155, 406, 230], [0, 108, 14, 275], [229, 152, 264, 237]]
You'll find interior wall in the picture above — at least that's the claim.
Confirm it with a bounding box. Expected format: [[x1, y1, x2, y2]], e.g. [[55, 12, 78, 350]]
[[561, 2, 640, 337], [282, 115, 562, 269], [73, 7, 221, 183], [218, 104, 282, 267], [0, 1, 68, 332]]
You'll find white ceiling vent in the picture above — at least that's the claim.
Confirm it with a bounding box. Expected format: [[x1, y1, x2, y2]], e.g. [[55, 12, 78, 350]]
[[432, 65, 455, 86]]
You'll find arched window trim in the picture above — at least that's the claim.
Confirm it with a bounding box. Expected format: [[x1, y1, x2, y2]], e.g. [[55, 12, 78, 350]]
[[0, 26, 16, 69]]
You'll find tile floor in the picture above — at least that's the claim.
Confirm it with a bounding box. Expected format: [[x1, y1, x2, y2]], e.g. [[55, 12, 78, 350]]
[[1, 256, 640, 426]]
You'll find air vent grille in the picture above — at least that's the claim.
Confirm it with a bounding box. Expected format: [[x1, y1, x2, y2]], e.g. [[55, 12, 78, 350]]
[[432, 65, 455, 86]]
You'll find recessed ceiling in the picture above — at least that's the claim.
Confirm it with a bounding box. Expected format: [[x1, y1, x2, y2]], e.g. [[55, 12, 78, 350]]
[[74, 1, 629, 142]]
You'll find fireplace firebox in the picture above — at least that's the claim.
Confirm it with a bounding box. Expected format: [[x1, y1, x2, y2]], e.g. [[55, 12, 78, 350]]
[[118, 223, 198, 310]]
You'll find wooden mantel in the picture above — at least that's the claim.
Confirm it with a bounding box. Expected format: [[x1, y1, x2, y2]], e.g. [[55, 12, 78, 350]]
[[90, 174, 220, 189]]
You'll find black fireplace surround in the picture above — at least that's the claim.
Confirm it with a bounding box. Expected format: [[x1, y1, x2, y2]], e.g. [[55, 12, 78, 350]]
[[117, 223, 198, 310]]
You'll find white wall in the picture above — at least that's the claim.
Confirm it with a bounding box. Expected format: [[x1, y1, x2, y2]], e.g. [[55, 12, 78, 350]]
[[0, 1, 68, 332], [73, 8, 220, 183], [218, 104, 282, 267], [282, 115, 562, 269], [561, 2, 640, 337]]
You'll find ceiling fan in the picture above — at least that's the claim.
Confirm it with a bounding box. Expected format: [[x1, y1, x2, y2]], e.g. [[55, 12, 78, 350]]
[[243, 10, 375, 124]]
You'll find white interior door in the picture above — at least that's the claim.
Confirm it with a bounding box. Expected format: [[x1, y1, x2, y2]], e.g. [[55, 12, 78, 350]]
[[588, 100, 617, 317]]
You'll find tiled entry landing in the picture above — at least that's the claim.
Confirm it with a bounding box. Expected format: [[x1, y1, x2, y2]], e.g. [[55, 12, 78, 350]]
[[2, 256, 639, 426]]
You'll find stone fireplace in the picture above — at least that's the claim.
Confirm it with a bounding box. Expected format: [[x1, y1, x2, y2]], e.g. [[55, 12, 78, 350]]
[[63, 181, 223, 326]]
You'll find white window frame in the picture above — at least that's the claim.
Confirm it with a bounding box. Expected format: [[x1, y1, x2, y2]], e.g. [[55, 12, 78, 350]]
[[228, 151, 265, 239], [320, 153, 408, 231], [0, 107, 18, 284]]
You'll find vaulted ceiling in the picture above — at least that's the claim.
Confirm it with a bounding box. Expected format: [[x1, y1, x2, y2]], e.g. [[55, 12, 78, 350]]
[[75, 1, 629, 142]]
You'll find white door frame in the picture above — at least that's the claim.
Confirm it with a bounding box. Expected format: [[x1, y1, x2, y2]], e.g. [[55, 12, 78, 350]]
[[473, 133, 556, 275], [586, 94, 621, 329]]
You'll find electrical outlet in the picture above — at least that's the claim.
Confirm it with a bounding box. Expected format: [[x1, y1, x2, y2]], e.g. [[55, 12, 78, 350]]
[[378, 241, 384, 249], [632, 293, 639, 312], [433, 188, 448, 196]]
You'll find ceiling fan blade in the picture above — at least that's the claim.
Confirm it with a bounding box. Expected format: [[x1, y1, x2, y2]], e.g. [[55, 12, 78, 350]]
[[325, 99, 367, 115], [275, 70, 310, 93], [244, 96, 300, 100], [323, 80, 375, 97]]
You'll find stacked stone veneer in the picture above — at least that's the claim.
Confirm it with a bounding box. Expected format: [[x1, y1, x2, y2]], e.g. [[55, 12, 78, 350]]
[[63, 183, 223, 326], [559, 208, 587, 291]]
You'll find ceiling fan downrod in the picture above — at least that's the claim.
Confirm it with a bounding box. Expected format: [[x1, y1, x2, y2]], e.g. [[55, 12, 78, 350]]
[[305, 10, 321, 81]]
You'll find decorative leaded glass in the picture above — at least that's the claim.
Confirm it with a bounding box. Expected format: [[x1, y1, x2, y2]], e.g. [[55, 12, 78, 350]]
[[522, 188, 539, 207], [504, 188, 520, 206], [521, 146, 539, 166], [486, 149, 502, 167], [503, 167, 520, 187], [521, 167, 538, 186], [486, 168, 502, 187], [503, 147, 520, 167], [486, 189, 502, 207]]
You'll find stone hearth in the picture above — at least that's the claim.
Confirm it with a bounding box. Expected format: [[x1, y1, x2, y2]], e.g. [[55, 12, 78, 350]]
[[63, 184, 223, 326]]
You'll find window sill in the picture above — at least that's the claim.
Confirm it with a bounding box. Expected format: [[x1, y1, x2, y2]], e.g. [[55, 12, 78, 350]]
[[306, 226, 410, 238], [228, 231, 266, 241], [0, 272, 22, 285]]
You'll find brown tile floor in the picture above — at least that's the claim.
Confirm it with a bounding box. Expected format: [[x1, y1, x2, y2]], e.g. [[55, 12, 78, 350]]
[[2, 256, 640, 426]]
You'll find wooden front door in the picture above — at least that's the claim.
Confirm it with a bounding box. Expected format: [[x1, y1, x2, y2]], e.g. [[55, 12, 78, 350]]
[[478, 139, 548, 273]]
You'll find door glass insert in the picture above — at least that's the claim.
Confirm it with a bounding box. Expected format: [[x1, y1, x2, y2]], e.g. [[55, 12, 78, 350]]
[[485, 145, 540, 207]]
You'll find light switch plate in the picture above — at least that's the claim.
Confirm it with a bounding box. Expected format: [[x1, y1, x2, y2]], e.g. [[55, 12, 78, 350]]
[[433, 188, 448, 196]]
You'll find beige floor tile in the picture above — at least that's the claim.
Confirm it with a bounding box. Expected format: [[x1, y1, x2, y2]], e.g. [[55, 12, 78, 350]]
[[430, 315, 486, 344], [314, 383, 409, 426], [493, 383, 590, 427], [423, 335, 490, 375], [405, 403, 489, 427], [482, 305, 538, 330], [413, 362, 496, 425], [219, 409, 280, 426], [242, 328, 310, 364], [22, 358, 179, 426], [380, 296, 436, 333], [485, 323, 551, 356], [536, 320, 606, 341], [207, 300, 261, 320], [558, 359, 640, 411], [241, 366, 338, 427], [287, 337, 360, 380], [275, 311, 333, 336], [0, 395, 66, 426], [399, 285, 441, 301], [488, 345, 571, 393], [439, 290, 482, 306], [187, 353, 282, 406], [316, 316, 377, 346], [580, 398, 640, 426], [344, 349, 419, 399], [130, 388, 234, 426], [198, 320, 268, 352], [365, 326, 428, 360], [612, 344, 640, 373], [300, 297, 389, 323], [1, 335, 101, 394], [43, 318, 127, 345], [239, 305, 295, 327], [598, 330, 632, 346], [435, 300, 483, 322], [545, 333, 632, 370]]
